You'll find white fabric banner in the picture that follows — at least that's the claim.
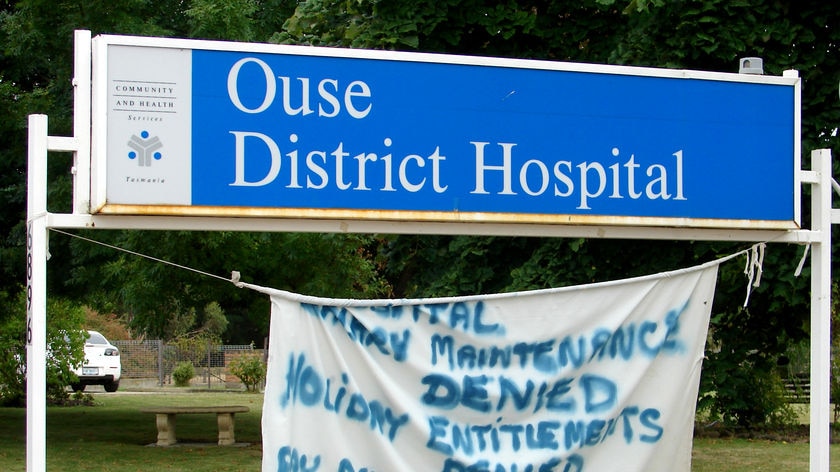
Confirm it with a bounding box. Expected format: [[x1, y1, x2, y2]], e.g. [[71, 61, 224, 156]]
[[256, 261, 720, 472]]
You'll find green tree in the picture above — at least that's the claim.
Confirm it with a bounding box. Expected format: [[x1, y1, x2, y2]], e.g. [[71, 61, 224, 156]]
[[608, 0, 839, 427], [278, 0, 837, 427], [0, 0, 838, 428], [186, 0, 258, 41], [0, 288, 86, 406], [64, 230, 388, 342], [609, 0, 839, 160], [275, 0, 625, 61], [0, 0, 388, 344], [0, 0, 194, 311]]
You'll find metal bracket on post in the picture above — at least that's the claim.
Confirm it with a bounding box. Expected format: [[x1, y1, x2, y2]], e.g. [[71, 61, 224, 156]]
[[72, 29, 91, 214]]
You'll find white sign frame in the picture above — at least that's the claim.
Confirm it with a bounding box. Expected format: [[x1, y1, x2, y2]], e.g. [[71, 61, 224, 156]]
[[88, 33, 802, 230]]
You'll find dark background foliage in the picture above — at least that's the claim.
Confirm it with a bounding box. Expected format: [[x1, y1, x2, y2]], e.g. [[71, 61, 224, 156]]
[[1, 0, 838, 425]]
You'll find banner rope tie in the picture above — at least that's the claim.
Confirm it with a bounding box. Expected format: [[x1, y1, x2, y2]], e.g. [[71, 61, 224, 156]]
[[743, 242, 765, 307], [794, 243, 811, 277]]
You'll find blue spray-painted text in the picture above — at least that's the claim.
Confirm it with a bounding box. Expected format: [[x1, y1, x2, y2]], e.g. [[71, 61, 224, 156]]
[[281, 352, 410, 441], [426, 406, 663, 457], [277, 446, 321, 472], [302, 303, 411, 361], [441, 454, 584, 472], [368, 301, 506, 336], [430, 301, 688, 372], [421, 373, 617, 415]]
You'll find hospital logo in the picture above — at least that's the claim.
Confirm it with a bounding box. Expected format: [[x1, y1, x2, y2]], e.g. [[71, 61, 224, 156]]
[[127, 130, 163, 167]]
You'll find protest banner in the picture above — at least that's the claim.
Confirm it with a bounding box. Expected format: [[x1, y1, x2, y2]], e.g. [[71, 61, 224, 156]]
[[255, 261, 719, 472]]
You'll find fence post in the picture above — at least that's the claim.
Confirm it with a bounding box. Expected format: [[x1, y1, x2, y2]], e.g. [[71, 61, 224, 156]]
[[158, 340, 164, 386], [207, 339, 212, 389]]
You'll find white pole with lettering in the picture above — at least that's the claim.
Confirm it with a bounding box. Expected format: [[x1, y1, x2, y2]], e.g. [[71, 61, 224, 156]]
[[26, 113, 49, 472]]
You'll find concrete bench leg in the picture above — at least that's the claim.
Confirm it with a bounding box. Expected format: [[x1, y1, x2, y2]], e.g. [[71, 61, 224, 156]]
[[216, 413, 236, 446], [155, 413, 177, 446]]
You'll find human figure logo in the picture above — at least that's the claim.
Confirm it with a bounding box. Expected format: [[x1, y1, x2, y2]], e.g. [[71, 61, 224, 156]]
[[127, 130, 163, 166]]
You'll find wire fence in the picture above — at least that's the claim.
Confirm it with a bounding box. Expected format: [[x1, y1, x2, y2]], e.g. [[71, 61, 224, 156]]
[[113, 340, 265, 389]]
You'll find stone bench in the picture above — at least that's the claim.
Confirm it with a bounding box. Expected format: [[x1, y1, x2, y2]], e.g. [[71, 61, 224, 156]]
[[140, 406, 250, 446]]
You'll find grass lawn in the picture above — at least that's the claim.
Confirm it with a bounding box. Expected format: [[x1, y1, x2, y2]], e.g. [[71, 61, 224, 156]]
[[692, 437, 837, 472], [0, 390, 837, 471], [1, 390, 264, 472]]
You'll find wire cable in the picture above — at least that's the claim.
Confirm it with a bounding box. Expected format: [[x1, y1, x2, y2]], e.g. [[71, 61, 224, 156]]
[[49, 228, 233, 284]]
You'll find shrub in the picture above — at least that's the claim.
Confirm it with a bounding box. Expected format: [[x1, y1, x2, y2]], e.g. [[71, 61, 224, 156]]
[[172, 361, 195, 387], [228, 354, 266, 392], [699, 346, 795, 428]]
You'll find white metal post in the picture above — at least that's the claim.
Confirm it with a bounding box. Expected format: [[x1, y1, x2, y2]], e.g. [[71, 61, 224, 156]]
[[810, 149, 832, 472], [26, 114, 49, 472]]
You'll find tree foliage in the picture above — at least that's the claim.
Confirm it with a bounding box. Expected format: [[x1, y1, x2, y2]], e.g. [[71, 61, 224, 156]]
[[0, 0, 390, 344], [0, 0, 838, 425], [0, 288, 86, 406], [63, 230, 389, 342], [274, 0, 838, 427]]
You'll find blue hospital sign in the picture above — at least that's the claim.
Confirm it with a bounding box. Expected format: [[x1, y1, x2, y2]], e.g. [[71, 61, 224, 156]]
[[91, 35, 801, 229]]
